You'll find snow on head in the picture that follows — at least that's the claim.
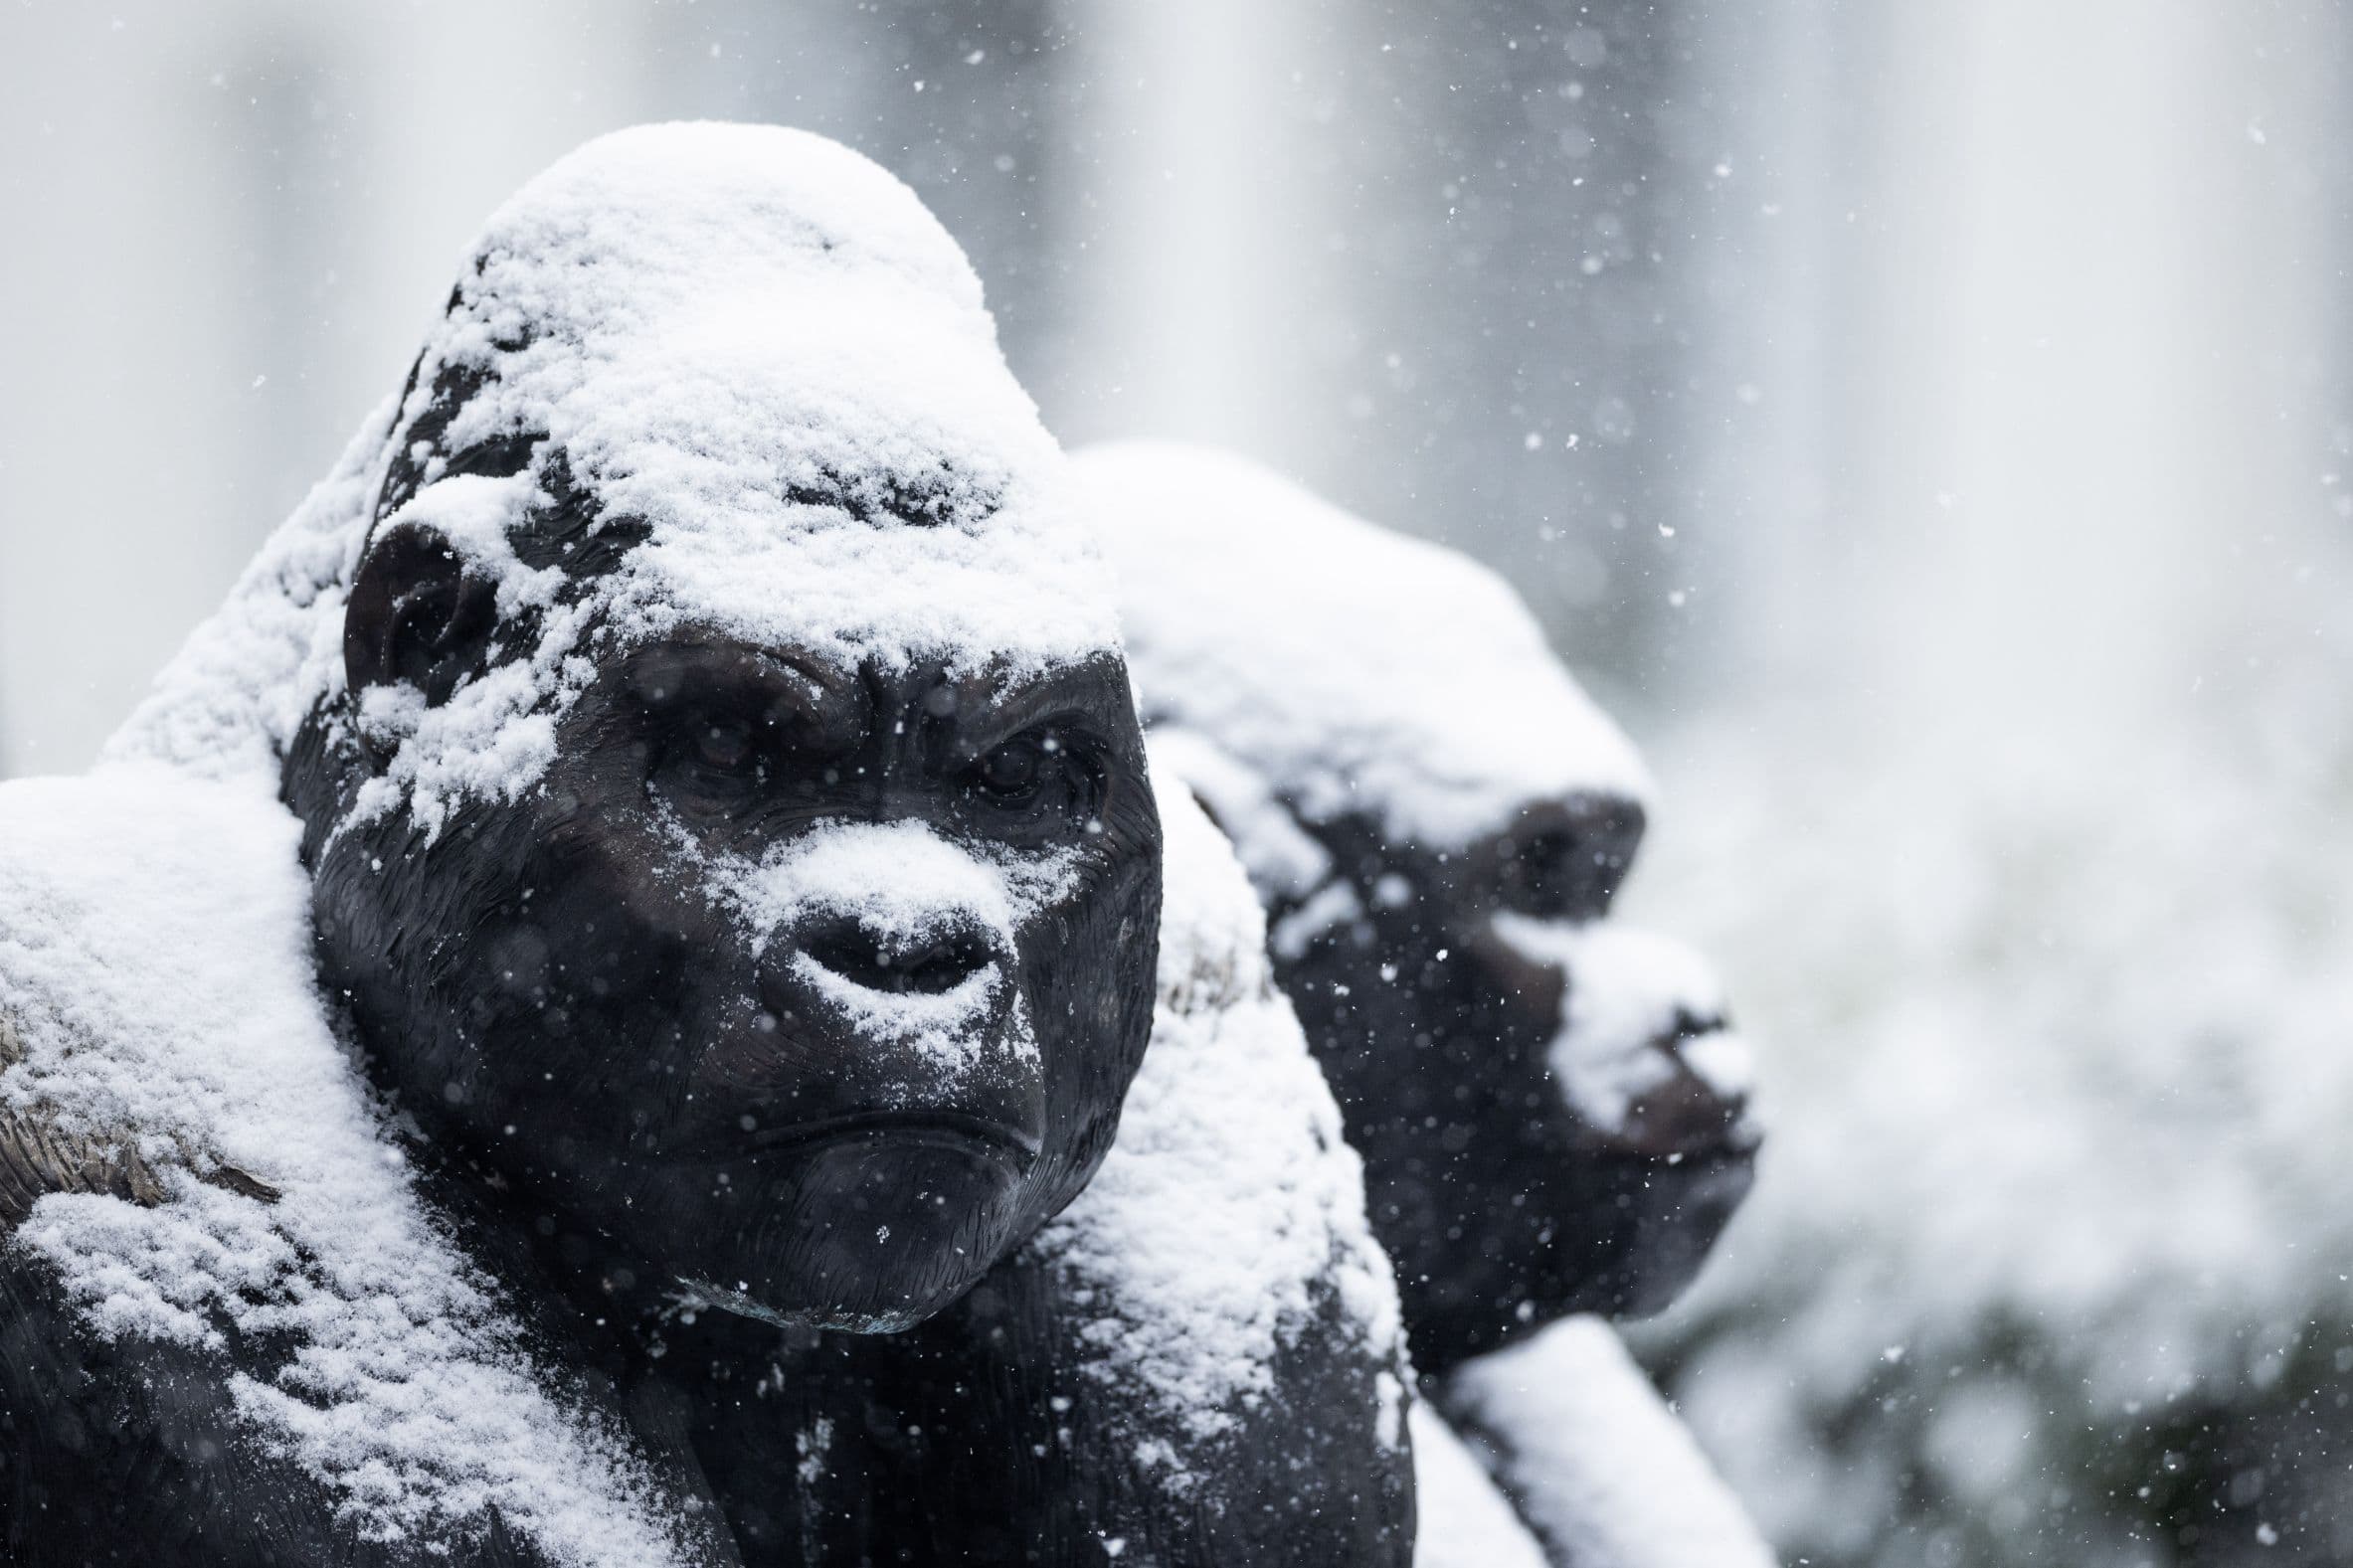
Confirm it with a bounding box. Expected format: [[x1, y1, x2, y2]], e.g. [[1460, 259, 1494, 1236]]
[[426, 121, 1108, 669], [1031, 754, 1406, 1477], [1077, 440, 1648, 852], [111, 122, 1118, 830]]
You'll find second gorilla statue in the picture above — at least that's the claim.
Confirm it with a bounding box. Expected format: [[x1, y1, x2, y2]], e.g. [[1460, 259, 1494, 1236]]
[[0, 128, 1409, 1565], [1083, 441, 1770, 1568]]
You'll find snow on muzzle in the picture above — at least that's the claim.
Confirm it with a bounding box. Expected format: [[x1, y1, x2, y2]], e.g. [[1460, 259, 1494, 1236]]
[[1489, 913, 1759, 1159], [710, 820, 1077, 1085]]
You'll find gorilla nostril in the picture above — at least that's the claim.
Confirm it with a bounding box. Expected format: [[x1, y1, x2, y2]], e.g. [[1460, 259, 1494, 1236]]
[[803, 926, 889, 990], [803, 920, 995, 996], [892, 933, 993, 994]]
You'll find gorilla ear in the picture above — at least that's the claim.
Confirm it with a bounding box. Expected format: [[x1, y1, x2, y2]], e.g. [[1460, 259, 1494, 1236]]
[[344, 525, 500, 708]]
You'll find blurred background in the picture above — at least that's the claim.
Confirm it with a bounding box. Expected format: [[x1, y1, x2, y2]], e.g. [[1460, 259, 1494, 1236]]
[[2, 2, 2348, 1563]]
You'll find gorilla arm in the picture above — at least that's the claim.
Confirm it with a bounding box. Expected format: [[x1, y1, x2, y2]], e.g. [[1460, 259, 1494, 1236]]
[[1437, 1318, 1774, 1568], [0, 1005, 565, 1567], [0, 1012, 320, 1567], [0, 1204, 746, 1568]]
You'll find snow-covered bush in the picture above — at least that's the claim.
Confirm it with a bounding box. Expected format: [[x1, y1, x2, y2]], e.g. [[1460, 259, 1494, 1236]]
[[1628, 687, 2353, 1567]]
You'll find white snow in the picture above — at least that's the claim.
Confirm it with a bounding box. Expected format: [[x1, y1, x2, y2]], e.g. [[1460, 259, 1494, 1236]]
[[1079, 440, 1649, 852], [1490, 915, 1754, 1137], [1141, 726, 1333, 906], [111, 122, 1121, 834], [1031, 758, 1407, 1477], [0, 766, 699, 1566], [702, 817, 1079, 960], [1445, 1316, 1777, 1568], [1409, 1401, 1548, 1568], [791, 956, 1013, 1079], [381, 471, 559, 615]]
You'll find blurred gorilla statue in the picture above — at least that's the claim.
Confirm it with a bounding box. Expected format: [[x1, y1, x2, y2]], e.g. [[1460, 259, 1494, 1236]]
[[1082, 441, 1769, 1568], [0, 129, 1408, 1566]]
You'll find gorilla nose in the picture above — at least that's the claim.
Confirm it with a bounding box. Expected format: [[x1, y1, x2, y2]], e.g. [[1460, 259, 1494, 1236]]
[[801, 918, 996, 996], [752, 911, 1035, 1154], [1599, 1017, 1760, 1160]]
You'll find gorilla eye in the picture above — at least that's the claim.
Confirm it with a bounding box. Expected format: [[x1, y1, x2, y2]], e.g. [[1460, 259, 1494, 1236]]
[[690, 717, 757, 774], [654, 710, 775, 813], [965, 729, 1100, 830], [975, 737, 1046, 802]]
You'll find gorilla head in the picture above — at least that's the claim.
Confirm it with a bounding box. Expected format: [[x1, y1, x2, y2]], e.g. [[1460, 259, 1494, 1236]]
[[265, 127, 1160, 1333], [1085, 442, 1755, 1374]]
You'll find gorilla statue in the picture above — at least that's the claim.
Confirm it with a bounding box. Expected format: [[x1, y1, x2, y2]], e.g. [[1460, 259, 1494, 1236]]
[[0, 128, 1408, 1565], [1079, 441, 1769, 1567]]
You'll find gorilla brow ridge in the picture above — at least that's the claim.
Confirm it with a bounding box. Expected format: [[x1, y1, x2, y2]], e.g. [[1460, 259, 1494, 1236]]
[[357, 342, 1021, 708], [379, 351, 1007, 554]]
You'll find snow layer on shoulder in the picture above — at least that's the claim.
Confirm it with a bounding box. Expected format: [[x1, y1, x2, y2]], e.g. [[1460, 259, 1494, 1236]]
[[1446, 1316, 1776, 1568], [0, 766, 699, 1566], [1079, 440, 1648, 850], [1032, 756, 1406, 1477], [112, 123, 1117, 831]]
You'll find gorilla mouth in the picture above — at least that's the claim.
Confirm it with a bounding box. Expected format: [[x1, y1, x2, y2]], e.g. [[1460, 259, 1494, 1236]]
[[736, 1109, 1042, 1169]]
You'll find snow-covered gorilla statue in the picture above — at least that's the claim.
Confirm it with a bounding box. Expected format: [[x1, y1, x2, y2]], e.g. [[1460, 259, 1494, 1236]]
[[1082, 442, 1769, 1568], [0, 129, 1408, 1565]]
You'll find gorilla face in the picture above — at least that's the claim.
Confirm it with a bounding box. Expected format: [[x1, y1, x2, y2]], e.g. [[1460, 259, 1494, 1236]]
[[296, 506, 1160, 1335], [1268, 788, 1755, 1374]]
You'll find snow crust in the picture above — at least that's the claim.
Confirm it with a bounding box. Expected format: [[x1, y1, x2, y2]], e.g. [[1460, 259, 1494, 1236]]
[[705, 817, 1080, 960], [111, 122, 1118, 834], [1032, 760, 1406, 1477], [1491, 915, 1754, 1138], [1079, 440, 1649, 852], [1447, 1316, 1777, 1568], [0, 767, 697, 1565]]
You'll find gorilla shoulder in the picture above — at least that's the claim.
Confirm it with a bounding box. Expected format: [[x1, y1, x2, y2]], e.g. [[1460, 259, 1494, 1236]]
[[0, 776, 682, 1568]]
